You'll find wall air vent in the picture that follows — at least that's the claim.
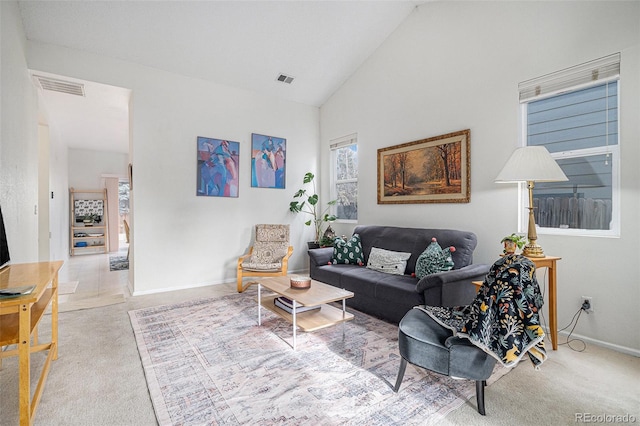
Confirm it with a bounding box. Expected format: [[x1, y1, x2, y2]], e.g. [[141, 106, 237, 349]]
[[276, 73, 295, 84], [33, 75, 85, 97]]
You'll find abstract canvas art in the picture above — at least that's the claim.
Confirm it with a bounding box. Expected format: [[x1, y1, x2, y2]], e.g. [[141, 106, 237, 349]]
[[197, 137, 240, 197], [251, 133, 286, 189]]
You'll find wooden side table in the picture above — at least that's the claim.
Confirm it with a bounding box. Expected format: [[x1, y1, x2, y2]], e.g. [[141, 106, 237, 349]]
[[472, 255, 561, 350], [0, 261, 63, 425]]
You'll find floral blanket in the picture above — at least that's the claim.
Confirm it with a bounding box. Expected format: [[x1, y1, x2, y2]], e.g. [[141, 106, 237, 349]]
[[417, 254, 547, 368]]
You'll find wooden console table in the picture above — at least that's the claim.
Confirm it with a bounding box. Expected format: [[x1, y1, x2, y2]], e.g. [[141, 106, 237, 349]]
[[0, 261, 63, 426], [472, 255, 561, 350]]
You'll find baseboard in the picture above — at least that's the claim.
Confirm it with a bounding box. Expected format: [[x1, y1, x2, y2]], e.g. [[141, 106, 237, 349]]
[[130, 269, 311, 297], [131, 279, 229, 296], [555, 329, 640, 357]]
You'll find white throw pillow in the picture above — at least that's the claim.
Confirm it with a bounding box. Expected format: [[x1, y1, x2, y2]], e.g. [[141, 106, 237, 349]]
[[366, 247, 411, 275]]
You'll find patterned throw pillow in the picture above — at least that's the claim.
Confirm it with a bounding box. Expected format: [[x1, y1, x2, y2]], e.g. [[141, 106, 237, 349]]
[[415, 238, 455, 279], [366, 247, 412, 275], [331, 234, 364, 265]]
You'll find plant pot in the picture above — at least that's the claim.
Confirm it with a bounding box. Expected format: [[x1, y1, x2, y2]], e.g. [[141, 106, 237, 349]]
[[307, 241, 320, 250], [503, 240, 517, 254]]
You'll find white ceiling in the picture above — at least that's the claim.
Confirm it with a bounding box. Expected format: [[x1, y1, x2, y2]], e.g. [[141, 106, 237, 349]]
[[18, 1, 422, 154]]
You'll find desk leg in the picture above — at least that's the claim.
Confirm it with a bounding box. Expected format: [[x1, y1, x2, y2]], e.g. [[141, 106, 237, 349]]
[[548, 263, 558, 350], [18, 303, 31, 426]]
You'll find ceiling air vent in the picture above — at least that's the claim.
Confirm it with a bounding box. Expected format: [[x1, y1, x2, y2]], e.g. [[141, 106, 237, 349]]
[[276, 73, 295, 84], [33, 75, 85, 97]]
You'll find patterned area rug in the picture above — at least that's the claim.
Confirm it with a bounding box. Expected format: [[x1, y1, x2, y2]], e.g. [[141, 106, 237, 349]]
[[109, 255, 129, 271], [129, 292, 508, 425]]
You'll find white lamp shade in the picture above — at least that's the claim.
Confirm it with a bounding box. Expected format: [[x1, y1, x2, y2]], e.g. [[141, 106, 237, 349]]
[[495, 146, 568, 183]]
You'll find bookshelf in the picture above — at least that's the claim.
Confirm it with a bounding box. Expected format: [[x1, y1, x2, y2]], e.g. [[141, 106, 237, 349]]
[[69, 188, 109, 256]]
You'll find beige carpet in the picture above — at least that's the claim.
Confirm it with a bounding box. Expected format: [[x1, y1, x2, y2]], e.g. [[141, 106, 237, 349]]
[[1, 283, 637, 425], [129, 293, 509, 425], [58, 293, 125, 313]]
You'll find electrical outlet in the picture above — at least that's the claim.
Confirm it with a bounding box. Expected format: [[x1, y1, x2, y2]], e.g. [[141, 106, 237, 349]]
[[581, 296, 593, 313]]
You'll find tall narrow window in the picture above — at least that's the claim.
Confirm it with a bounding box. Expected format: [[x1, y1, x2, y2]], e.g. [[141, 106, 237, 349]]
[[330, 134, 358, 221], [520, 53, 620, 236]]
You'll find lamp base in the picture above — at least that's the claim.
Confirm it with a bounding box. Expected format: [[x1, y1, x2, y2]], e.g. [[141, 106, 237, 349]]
[[522, 243, 545, 258]]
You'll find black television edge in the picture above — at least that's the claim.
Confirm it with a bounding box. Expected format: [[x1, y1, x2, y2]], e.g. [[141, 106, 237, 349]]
[[0, 205, 11, 270]]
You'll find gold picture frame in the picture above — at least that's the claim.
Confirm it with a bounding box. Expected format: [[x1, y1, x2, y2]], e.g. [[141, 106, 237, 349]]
[[377, 129, 470, 204]]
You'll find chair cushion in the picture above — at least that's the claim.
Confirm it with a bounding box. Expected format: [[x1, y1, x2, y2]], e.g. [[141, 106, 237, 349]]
[[256, 224, 289, 242], [446, 336, 496, 381], [248, 241, 288, 264], [241, 261, 283, 271]]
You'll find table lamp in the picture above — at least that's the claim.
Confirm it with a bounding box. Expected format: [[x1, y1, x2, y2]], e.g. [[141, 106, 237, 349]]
[[495, 146, 568, 257]]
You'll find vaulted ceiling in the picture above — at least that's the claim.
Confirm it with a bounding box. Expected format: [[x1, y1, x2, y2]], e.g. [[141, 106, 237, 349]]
[[18, 1, 422, 153]]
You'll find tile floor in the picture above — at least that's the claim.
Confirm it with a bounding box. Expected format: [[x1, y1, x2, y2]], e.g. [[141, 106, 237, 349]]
[[57, 245, 129, 305], [57, 241, 238, 311]]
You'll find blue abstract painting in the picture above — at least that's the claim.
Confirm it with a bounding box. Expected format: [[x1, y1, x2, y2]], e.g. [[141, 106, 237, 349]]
[[197, 137, 239, 197], [251, 133, 286, 189]]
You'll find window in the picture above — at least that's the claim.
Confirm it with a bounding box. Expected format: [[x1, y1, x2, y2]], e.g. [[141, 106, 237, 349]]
[[330, 134, 358, 221], [520, 53, 620, 236]]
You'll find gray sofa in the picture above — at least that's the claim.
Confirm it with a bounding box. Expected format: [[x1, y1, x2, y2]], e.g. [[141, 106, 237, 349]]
[[308, 225, 490, 324]]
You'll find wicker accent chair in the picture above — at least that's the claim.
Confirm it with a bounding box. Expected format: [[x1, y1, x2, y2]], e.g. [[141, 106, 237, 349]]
[[237, 224, 293, 293]]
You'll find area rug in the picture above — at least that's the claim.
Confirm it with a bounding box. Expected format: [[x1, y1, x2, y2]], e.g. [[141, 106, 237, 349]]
[[129, 292, 508, 425], [109, 255, 128, 271]]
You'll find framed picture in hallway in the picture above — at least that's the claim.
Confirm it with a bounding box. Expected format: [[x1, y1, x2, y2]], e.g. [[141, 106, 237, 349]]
[[377, 129, 470, 204], [251, 133, 286, 189], [197, 137, 240, 197]]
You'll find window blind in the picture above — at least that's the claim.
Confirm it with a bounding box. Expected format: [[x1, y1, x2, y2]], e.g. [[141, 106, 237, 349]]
[[519, 53, 620, 103], [330, 133, 357, 149]]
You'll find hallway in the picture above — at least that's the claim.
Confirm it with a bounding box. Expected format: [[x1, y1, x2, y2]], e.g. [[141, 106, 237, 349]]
[[56, 244, 129, 311]]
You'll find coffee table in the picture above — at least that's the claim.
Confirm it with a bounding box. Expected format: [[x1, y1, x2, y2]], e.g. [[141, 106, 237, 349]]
[[256, 276, 354, 350]]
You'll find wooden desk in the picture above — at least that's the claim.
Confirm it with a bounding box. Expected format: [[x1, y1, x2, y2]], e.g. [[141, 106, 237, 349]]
[[472, 255, 561, 350], [0, 261, 64, 426]]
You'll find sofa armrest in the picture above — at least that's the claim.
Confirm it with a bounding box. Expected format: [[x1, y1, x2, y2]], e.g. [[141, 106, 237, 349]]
[[308, 247, 334, 268], [416, 263, 490, 307]]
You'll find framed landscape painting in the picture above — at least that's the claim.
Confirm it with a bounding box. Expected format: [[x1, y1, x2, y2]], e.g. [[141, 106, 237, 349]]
[[197, 137, 239, 197], [377, 129, 470, 204], [251, 133, 286, 189]]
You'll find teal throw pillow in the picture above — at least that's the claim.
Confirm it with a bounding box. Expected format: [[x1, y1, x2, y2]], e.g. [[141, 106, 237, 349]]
[[415, 238, 455, 279], [331, 234, 364, 265]]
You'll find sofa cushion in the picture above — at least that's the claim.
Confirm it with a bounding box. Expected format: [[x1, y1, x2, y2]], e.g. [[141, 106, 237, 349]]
[[375, 274, 422, 305], [366, 247, 411, 275], [415, 238, 455, 279], [331, 234, 364, 265], [338, 268, 389, 298]]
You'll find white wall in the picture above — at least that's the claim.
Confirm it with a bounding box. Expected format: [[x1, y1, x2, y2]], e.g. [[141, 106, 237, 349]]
[[68, 148, 128, 189], [47, 121, 69, 263], [26, 41, 321, 294], [321, 1, 640, 353], [0, 1, 40, 263]]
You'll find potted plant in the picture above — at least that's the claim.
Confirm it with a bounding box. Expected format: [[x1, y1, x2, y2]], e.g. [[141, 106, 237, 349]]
[[289, 172, 337, 249], [500, 233, 527, 254], [82, 213, 101, 226]]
